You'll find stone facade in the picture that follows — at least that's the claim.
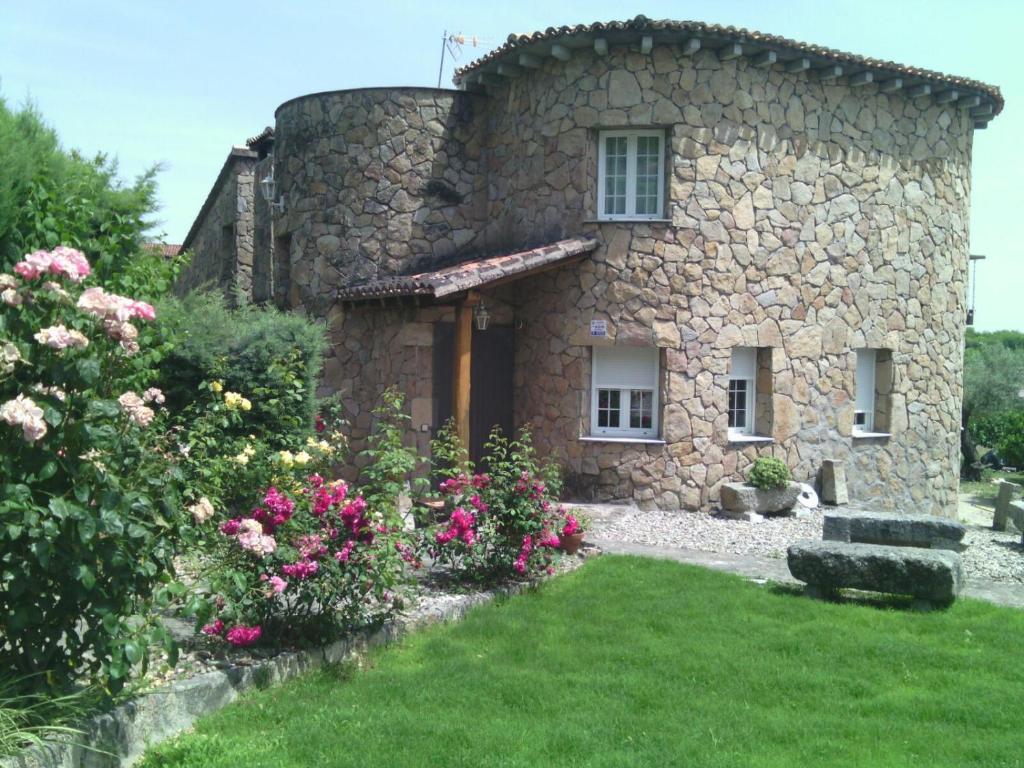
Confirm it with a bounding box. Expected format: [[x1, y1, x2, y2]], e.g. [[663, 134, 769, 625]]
[[178, 148, 258, 300], [182, 22, 1001, 518]]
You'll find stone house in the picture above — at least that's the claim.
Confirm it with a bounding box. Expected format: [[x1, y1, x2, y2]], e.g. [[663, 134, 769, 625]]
[[179, 16, 1002, 517]]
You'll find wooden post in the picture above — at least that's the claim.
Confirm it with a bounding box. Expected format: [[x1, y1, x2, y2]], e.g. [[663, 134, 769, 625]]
[[452, 294, 477, 451]]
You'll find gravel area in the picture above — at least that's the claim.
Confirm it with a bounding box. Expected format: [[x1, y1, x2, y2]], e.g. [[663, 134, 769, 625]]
[[591, 506, 1024, 585]]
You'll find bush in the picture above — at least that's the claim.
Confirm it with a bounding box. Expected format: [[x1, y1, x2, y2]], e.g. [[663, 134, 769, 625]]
[[0, 98, 167, 294], [971, 410, 1024, 468], [0, 247, 184, 693], [155, 292, 326, 445], [171, 380, 347, 519], [193, 394, 417, 645], [747, 457, 790, 490], [422, 424, 567, 581]]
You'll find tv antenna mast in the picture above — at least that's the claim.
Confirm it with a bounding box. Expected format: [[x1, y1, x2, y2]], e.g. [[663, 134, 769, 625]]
[[437, 31, 492, 87]]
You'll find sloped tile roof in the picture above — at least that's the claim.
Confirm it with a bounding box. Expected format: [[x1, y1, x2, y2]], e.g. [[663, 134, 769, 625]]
[[336, 237, 599, 301], [453, 15, 1002, 115]]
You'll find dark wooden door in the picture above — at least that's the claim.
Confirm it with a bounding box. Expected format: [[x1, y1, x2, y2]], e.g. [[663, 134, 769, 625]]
[[432, 322, 515, 464]]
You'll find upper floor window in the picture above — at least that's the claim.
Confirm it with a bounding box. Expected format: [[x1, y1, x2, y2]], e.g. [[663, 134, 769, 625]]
[[591, 346, 659, 438], [597, 130, 665, 220]]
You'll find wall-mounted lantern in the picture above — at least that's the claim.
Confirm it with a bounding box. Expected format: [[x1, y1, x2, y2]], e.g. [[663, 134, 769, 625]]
[[259, 163, 285, 213], [474, 301, 490, 331]]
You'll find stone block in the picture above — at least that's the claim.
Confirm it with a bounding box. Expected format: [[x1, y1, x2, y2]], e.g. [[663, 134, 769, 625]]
[[823, 511, 966, 551], [720, 481, 801, 517], [787, 541, 963, 604], [993, 480, 1020, 532], [821, 459, 849, 505]]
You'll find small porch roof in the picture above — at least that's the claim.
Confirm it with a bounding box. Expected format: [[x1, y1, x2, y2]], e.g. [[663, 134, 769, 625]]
[[336, 237, 599, 302]]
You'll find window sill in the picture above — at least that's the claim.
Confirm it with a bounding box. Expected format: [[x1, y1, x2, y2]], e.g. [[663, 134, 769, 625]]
[[852, 431, 892, 439], [580, 436, 666, 446], [584, 218, 673, 225], [727, 434, 774, 445]]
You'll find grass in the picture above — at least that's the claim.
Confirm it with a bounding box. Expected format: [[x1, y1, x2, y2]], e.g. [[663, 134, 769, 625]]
[[960, 469, 1024, 508], [141, 556, 1024, 768]]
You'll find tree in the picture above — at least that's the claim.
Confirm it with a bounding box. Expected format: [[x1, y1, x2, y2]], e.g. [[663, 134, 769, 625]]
[[961, 343, 1024, 479]]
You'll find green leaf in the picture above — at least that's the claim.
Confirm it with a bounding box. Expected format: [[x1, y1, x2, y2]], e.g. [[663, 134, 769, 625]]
[[77, 565, 96, 589], [77, 357, 101, 385], [124, 640, 143, 665], [37, 460, 58, 481]]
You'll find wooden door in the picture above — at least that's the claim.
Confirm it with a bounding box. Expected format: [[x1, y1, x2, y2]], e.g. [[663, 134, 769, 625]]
[[432, 322, 515, 464]]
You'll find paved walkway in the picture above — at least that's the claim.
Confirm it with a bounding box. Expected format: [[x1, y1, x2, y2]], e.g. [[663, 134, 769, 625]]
[[591, 537, 1024, 610]]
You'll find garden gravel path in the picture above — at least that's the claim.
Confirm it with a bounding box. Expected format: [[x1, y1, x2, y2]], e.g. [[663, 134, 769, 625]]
[[585, 501, 1024, 585]]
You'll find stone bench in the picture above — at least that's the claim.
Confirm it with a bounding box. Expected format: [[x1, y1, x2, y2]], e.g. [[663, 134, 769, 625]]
[[823, 511, 966, 551], [787, 541, 964, 607]]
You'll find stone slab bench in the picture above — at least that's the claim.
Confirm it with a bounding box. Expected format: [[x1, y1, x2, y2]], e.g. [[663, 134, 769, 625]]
[[823, 511, 966, 551], [787, 540, 964, 606]]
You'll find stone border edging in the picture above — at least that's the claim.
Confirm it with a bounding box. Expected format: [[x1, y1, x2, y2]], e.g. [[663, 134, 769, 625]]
[[2, 583, 533, 768]]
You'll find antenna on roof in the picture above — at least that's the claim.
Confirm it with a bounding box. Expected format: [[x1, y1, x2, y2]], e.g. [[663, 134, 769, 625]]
[[437, 31, 492, 87]]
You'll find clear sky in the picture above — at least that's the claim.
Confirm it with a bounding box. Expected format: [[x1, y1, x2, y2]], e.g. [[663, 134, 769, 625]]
[[1, 0, 1019, 330]]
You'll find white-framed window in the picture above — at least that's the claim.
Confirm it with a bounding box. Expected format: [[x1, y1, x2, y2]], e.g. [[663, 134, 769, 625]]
[[597, 130, 665, 220], [591, 346, 659, 438], [728, 347, 757, 437], [854, 348, 877, 433]]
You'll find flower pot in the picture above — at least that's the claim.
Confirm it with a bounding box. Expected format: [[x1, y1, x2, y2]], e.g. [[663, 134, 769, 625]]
[[559, 532, 585, 554]]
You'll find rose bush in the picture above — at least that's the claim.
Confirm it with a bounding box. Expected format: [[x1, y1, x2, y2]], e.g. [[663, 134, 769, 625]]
[[0, 247, 184, 693], [196, 475, 411, 645], [423, 425, 568, 581]]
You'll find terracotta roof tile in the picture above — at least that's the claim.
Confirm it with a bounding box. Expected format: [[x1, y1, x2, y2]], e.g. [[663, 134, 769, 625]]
[[454, 15, 1002, 115], [336, 237, 599, 302]]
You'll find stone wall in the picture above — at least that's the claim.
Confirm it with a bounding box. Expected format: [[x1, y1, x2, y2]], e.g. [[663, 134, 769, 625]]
[[185, 39, 978, 517], [271, 88, 491, 317], [177, 149, 257, 300], [486, 43, 971, 516]]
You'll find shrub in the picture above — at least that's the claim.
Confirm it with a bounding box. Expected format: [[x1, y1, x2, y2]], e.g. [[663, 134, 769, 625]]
[[358, 388, 427, 525], [155, 291, 326, 445], [971, 410, 1024, 468], [196, 476, 410, 645], [171, 380, 347, 518], [0, 97, 166, 293], [747, 457, 791, 490], [423, 424, 566, 581], [0, 247, 184, 693]]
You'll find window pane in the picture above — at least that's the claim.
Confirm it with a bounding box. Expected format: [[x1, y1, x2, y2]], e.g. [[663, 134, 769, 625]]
[[629, 390, 653, 429], [634, 135, 660, 215], [597, 388, 620, 428], [728, 379, 748, 429], [604, 136, 627, 215]]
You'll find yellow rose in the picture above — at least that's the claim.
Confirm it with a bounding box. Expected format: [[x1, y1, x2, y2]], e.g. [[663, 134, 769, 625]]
[[278, 450, 294, 468], [210, 380, 223, 393], [233, 452, 250, 466], [294, 450, 312, 466], [240, 398, 252, 411]]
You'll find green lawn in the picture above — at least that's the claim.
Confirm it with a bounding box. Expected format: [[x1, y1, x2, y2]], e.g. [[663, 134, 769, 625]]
[[141, 557, 1024, 768]]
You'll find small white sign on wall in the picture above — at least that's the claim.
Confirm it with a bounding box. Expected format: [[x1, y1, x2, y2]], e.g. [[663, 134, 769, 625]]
[[590, 319, 608, 337]]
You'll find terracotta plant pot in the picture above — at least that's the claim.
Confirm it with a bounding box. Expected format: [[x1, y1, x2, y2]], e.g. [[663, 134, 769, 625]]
[[559, 532, 585, 555]]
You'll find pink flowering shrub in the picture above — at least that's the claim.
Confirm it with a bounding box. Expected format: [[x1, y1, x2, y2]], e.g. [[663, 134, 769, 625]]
[[199, 478, 411, 645], [423, 424, 566, 581], [0, 246, 183, 693]]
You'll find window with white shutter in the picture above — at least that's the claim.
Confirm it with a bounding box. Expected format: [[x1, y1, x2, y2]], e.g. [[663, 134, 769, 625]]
[[591, 346, 659, 438]]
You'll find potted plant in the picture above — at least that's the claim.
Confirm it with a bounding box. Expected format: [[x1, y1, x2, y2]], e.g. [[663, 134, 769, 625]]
[[558, 509, 590, 555], [720, 457, 802, 519]]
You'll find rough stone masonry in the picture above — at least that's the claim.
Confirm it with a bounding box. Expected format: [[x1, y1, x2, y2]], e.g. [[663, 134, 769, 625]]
[[180, 18, 1002, 517]]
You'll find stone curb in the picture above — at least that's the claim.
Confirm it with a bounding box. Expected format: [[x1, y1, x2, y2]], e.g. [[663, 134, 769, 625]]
[[2, 583, 533, 768]]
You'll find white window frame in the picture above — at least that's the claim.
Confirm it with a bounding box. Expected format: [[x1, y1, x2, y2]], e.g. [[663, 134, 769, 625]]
[[728, 347, 757, 438], [854, 348, 877, 434], [590, 346, 660, 439], [597, 129, 665, 220]]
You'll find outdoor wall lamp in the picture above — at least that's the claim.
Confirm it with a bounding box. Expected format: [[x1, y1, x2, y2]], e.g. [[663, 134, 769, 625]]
[[259, 164, 285, 213], [474, 301, 490, 331]]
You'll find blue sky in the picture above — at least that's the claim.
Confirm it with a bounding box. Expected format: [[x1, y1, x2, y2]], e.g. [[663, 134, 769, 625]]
[[1, 0, 1019, 330]]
